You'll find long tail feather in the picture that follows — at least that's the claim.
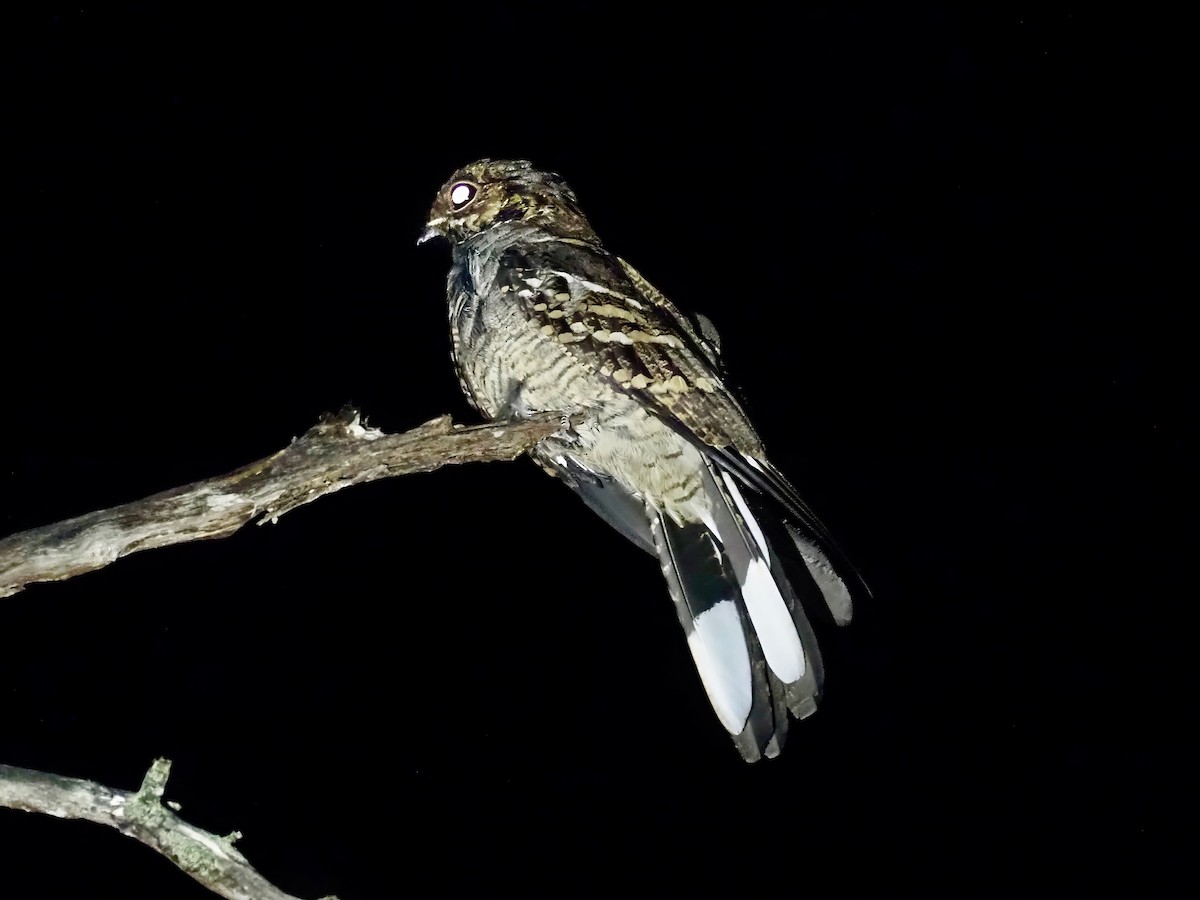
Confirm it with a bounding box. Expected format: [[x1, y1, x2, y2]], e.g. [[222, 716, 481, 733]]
[[703, 461, 825, 723], [787, 525, 855, 627], [564, 444, 863, 760], [649, 512, 753, 736]]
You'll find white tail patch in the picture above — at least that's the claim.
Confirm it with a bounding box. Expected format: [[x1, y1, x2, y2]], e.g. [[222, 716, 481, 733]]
[[721, 471, 770, 564], [740, 556, 807, 684], [686, 600, 753, 734]]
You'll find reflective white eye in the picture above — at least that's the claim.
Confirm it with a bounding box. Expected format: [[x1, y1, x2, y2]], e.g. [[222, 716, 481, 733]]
[[450, 182, 477, 209]]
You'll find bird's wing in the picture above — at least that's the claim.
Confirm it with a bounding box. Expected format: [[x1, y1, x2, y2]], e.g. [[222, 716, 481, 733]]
[[496, 240, 762, 448], [497, 239, 870, 615], [616, 256, 726, 372]]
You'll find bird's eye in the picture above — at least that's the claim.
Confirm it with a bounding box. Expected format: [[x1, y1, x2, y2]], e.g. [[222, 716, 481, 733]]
[[450, 182, 478, 209]]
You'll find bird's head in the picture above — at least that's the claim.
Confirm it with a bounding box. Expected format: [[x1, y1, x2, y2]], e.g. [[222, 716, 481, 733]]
[[418, 158, 596, 246]]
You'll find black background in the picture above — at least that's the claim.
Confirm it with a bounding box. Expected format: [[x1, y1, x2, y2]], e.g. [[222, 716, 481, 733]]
[[0, 6, 1191, 897]]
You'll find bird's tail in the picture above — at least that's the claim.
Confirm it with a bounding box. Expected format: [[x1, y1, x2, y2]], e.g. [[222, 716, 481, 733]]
[[649, 459, 850, 761]]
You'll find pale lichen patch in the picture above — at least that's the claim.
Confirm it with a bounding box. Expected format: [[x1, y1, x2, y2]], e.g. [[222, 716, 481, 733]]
[[344, 413, 384, 440], [202, 491, 246, 513]]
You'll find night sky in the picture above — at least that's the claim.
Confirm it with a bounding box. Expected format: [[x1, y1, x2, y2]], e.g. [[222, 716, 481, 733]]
[[0, 7, 1191, 897]]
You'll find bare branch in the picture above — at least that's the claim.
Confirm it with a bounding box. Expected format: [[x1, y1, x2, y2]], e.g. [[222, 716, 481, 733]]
[[0, 758, 332, 900], [0, 408, 565, 598], [1, 408, 568, 894]]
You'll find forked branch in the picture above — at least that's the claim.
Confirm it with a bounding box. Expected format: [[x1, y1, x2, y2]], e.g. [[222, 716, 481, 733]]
[[0, 407, 566, 897]]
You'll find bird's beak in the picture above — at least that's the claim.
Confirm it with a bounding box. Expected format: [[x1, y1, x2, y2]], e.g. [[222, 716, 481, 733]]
[[417, 217, 445, 246]]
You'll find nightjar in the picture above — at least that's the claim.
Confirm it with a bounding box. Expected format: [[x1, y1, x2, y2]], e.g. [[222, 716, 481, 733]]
[[420, 159, 867, 761]]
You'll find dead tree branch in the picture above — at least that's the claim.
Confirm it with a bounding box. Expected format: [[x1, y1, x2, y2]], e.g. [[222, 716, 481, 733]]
[[1, 407, 568, 897], [0, 758, 332, 900], [0, 408, 564, 598]]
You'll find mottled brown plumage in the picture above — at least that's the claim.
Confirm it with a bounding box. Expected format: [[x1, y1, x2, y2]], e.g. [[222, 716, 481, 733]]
[[421, 159, 865, 760]]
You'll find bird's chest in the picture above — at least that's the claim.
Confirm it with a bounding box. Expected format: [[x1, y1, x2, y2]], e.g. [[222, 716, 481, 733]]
[[444, 242, 708, 515], [447, 258, 612, 421]]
